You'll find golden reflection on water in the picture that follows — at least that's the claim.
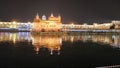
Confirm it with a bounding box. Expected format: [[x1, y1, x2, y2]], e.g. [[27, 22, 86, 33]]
[[0, 32, 120, 55], [31, 34, 62, 55]]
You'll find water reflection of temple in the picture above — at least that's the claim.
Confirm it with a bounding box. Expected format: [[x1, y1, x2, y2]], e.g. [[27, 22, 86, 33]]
[[31, 34, 62, 55], [62, 34, 120, 48], [0, 32, 120, 54]]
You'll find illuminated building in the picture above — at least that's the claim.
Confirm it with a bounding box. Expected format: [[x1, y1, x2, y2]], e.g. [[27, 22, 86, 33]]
[[0, 21, 17, 28], [112, 21, 120, 29], [0, 15, 120, 31], [32, 13, 62, 32], [0, 22, 32, 31], [62, 22, 114, 31]]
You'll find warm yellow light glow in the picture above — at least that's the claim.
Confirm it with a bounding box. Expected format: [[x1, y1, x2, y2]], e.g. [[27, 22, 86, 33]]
[[32, 14, 61, 32], [31, 34, 61, 55], [4, 22, 7, 24], [84, 23, 87, 25], [70, 22, 74, 25], [28, 22, 31, 23], [8, 23, 11, 24], [13, 21, 16, 24]]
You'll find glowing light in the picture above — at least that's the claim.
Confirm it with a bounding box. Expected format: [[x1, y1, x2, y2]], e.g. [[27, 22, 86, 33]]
[[84, 23, 87, 25], [8, 23, 11, 24], [13, 21, 16, 24], [28, 22, 31, 24], [70, 36, 74, 42], [4, 22, 7, 24], [42, 15, 46, 20], [70, 22, 74, 25], [31, 35, 61, 55], [93, 23, 98, 25], [50, 13, 54, 17], [32, 14, 61, 32]]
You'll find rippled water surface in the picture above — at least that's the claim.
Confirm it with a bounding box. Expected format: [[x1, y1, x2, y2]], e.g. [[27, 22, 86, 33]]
[[0, 32, 120, 68]]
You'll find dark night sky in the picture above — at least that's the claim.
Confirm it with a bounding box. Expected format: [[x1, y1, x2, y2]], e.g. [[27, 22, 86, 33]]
[[0, 0, 120, 24]]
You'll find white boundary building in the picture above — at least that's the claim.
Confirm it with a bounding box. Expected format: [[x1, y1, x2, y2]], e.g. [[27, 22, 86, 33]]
[[0, 20, 120, 31]]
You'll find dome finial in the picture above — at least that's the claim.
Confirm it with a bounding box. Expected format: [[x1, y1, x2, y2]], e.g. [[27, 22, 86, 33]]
[[51, 13, 54, 17], [36, 13, 40, 19], [42, 14, 46, 20]]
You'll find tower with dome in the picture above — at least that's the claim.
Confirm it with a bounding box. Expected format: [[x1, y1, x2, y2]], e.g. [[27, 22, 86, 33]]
[[32, 13, 62, 32]]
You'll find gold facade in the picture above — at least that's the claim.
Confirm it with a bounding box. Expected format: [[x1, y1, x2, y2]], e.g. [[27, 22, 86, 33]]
[[32, 14, 62, 32]]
